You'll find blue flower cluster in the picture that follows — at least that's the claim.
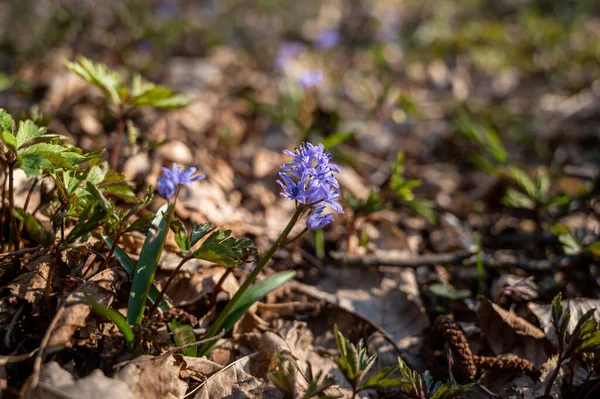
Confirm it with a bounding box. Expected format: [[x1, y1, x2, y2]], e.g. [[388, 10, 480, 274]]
[[157, 163, 206, 200], [278, 143, 343, 229], [298, 71, 323, 90]]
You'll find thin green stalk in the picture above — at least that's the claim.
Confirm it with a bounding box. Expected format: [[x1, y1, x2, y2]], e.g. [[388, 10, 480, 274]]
[[199, 207, 303, 355], [18, 177, 39, 236], [146, 255, 192, 322], [8, 160, 18, 251]]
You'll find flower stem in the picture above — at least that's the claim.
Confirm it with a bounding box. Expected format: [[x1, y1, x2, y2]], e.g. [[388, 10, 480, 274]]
[[110, 111, 125, 171], [209, 267, 233, 307], [146, 255, 192, 323], [198, 207, 303, 355], [544, 353, 563, 398]]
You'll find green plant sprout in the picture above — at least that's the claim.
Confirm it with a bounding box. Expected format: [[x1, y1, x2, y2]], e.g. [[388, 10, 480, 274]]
[[65, 56, 190, 170], [544, 293, 600, 398]]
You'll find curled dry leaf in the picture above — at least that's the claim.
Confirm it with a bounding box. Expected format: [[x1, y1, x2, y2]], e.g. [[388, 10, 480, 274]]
[[37, 361, 134, 399], [477, 297, 548, 368]]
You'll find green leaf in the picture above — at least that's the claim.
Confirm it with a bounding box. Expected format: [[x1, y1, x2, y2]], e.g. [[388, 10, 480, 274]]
[[172, 324, 198, 357], [360, 366, 401, 390], [502, 188, 536, 210], [102, 233, 171, 314], [321, 132, 354, 149], [86, 294, 134, 350], [127, 204, 172, 325], [552, 293, 564, 333], [21, 143, 85, 169], [584, 242, 600, 257], [61, 204, 108, 247], [171, 217, 190, 252], [131, 86, 190, 109], [221, 271, 296, 335], [509, 166, 539, 202], [200, 271, 296, 355], [15, 120, 46, 149], [65, 56, 122, 105], [430, 382, 473, 399], [16, 154, 53, 177], [575, 331, 600, 354], [0, 109, 14, 133], [455, 116, 508, 165], [191, 229, 257, 267], [1, 131, 17, 153], [190, 222, 216, 247], [13, 209, 53, 246]]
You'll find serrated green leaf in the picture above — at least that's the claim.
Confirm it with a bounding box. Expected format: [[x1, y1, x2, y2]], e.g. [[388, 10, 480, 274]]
[[191, 229, 257, 267], [190, 222, 217, 247], [0, 109, 14, 133], [360, 366, 401, 390], [65, 56, 122, 105], [431, 383, 473, 399], [509, 166, 538, 201], [575, 331, 600, 354], [62, 204, 108, 247], [127, 204, 172, 325], [17, 154, 53, 177], [16, 120, 46, 149], [131, 86, 190, 109], [21, 143, 85, 169]]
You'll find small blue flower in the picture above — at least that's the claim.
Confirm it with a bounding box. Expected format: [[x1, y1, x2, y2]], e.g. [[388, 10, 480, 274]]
[[275, 42, 305, 70], [298, 71, 323, 90], [278, 142, 343, 229], [157, 163, 206, 200], [315, 29, 339, 49], [307, 207, 334, 229]]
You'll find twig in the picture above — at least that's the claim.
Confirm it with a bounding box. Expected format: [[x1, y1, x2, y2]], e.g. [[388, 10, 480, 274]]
[[28, 306, 66, 398], [330, 250, 569, 272], [3, 304, 24, 348], [0, 245, 42, 260], [209, 267, 233, 307], [329, 250, 475, 268], [146, 256, 192, 322], [163, 329, 225, 356]]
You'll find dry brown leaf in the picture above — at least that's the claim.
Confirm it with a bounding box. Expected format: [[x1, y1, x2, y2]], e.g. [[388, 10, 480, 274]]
[[477, 297, 548, 368], [37, 361, 134, 399], [114, 354, 188, 399], [529, 298, 600, 345], [314, 267, 429, 368], [163, 267, 239, 307], [4, 254, 50, 304], [46, 268, 128, 352], [192, 353, 264, 399], [174, 354, 223, 380]]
